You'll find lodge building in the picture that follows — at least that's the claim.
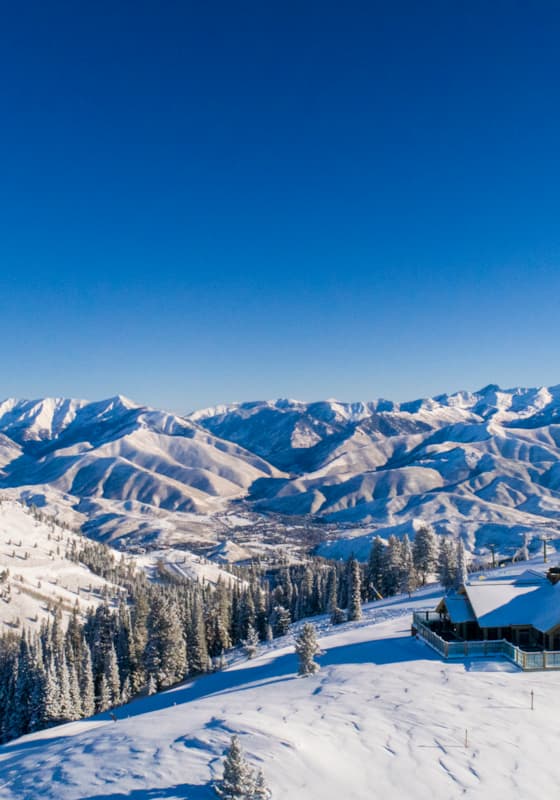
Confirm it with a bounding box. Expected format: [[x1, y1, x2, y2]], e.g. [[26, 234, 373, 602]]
[[430, 568, 560, 651]]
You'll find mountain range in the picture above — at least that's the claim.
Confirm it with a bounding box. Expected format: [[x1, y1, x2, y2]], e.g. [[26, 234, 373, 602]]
[[2, 385, 560, 555]]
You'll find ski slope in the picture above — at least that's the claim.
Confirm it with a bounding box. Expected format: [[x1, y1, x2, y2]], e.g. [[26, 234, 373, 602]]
[[1, 574, 559, 799]]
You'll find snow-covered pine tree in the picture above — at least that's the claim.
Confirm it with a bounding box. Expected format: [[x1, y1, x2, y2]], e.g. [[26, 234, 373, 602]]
[[144, 592, 187, 689], [294, 622, 321, 676], [382, 536, 402, 596], [455, 539, 468, 589], [120, 674, 132, 705], [366, 536, 385, 600], [215, 735, 256, 800], [79, 641, 95, 718], [325, 567, 338, 613], [252, 768, 271, 800], [399, 534, 418, 596], [347, 557, 362, 621], [243, 625, 259, 660], [270, 605, 291, 638], [96, 674, 111, 713], [412, 525, 439, 585], [437, 537, 457, 591], [105, 643, 121, 705], [188, 591, 209, 674]]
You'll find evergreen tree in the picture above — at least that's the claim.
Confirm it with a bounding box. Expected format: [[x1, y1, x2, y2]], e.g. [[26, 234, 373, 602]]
[[252, 769, 271, 800], [347, 558, 362, 621], [399, 534, 418, 596], [187, 591, 209, 674], [437, 537, 457, 591], [243, 625, 259, 660], [80, 643, 95, 718], [413, 525, 439, 585], [367, 536, 385, 600], [144, 593, 187, 690], [105, 644, 121, 705], [383, 536, 402, 596], [325, 567, 338, 613], [120, 675, 132, 705], [294, 622, 321, 677], [270, 605, 291, 637], [43, 656, 62, 726], [455, 539, 468, 589], [215, 735, 256, 800], [96, 674, 111, 713]]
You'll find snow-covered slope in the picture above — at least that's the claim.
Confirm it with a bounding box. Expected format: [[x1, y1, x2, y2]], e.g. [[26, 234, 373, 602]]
[[0, 499, 125, 629], [1, 568, 559, 799]]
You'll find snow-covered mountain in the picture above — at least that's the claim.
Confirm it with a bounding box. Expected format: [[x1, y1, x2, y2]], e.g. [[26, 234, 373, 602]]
[[3, 386, 560, 553], [1, 569, 559, 799], [0, 396, 283, 544], [192, 385, 560, 552]]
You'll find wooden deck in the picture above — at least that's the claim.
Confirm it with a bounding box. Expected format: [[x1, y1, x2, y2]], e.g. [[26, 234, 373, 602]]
[[413, 611, 560, 671]]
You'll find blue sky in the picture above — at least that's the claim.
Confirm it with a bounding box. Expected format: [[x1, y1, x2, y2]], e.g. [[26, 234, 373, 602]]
[[1, 1, 560, 412]]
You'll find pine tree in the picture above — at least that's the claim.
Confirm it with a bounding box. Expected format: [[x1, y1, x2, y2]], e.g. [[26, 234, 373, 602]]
[[144, 593, 187, 690], [188, 591, 209, 674], [413, 525, 439, 585], [105, 644, 121, 705], [243, 625, 259, 660], [455, 539, 468, 589], [96, 674, 111, 713], [367, 536, 385, 600], [399, 534, 418, 596], [215, 735, 256, 799], [252, 769, 271, 800], [437, 537, 457, 591], [79, 642, 95, 718], [383, 536, 402, 596], [270, 605, 291, 637], [325, 567, 338, 613], [294, 622, 321, 677], [347, 558, 362, 621], [120, 675, 132, 705], [43, 655, 62, 726]]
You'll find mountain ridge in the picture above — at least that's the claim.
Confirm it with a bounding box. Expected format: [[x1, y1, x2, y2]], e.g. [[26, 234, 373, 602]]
[[1, 385, 560, 554]]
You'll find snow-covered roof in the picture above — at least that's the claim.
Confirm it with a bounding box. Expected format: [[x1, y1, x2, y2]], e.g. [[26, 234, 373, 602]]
[[459, 570, 560, 632], [441, 594, 476, 624]]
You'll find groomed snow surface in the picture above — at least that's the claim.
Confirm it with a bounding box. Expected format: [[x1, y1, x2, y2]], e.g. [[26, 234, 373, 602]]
[[1, 582, 559, 799]]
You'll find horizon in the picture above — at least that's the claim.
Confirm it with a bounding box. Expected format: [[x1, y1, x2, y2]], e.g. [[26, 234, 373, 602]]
[[2, 3, 560, 409], [1, 379, 559, 418]]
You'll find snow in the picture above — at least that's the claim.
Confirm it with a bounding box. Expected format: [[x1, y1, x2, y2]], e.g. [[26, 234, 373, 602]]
[[136, 547, 242, 586], [2, 572, 560, 799], [0, 499, 124, 629], [460, 571, 560, 632]]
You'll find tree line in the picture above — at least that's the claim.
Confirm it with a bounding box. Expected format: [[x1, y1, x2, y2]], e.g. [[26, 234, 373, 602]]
[[0, 524, 468, 743]]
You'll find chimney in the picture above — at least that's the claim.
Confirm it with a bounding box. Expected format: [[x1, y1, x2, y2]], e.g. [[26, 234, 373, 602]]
[[546, 567, 560, 585]]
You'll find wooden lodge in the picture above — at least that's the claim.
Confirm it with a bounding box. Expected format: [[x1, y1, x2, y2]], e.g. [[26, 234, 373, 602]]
[[429, 568, 560, 651]]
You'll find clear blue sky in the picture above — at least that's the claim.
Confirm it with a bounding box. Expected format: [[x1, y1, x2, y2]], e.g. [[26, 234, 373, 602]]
[[1, 1, 560, 412]]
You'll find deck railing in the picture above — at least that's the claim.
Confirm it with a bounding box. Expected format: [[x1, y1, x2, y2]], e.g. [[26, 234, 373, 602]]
[[412, 611, 560, 671]]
